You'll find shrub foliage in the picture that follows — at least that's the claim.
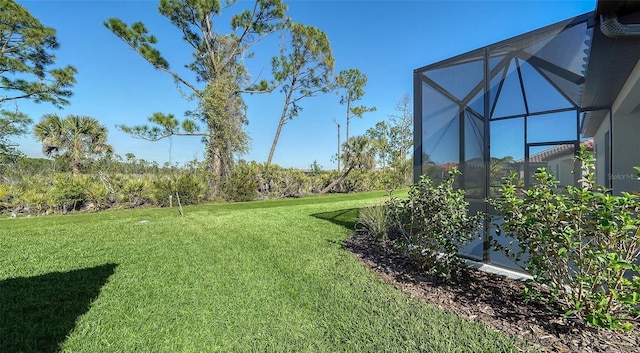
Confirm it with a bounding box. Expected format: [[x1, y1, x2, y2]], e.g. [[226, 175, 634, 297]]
[[385, 168, 482, 280], [356, 168, 481, 280], [0, 157, 406, 215], [355, 204, 387, 242], [491, 148, 640, 330]]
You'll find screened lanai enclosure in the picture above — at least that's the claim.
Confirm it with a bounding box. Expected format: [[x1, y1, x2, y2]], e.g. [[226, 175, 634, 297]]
[[413, 12, 619, 271]]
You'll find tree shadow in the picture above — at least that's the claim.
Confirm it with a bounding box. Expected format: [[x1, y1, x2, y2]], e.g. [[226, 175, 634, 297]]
[[0, 263, 117, 353], [311, 208, 360, 231]]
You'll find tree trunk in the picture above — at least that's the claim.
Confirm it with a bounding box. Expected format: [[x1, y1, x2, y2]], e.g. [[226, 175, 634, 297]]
[[320, 166, 353, 194], [267, 119, 284, 166], [267, 90, 294, 165], [345, 99, 351, 143], [207, 140, 223, 196], [336, 123, 341, 172]]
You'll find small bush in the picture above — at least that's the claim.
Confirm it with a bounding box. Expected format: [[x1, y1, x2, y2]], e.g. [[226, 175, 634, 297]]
[[21, 189, 51, 214], [254, 164, 312, 198], [223, 160, 259, 202], [491, 148, 640, 330], [153, 173, 208, 206], [84, 180, 109, 211], [385, 168, 482, 280], [122, 177, 153, 208], [8, 175, 52, 214], [277, 168, 311, 198], [51, 174, 89, 213], [343, 169, 387, 193], [355, 204, 387, 242], [95, 172, 127, 208], [0, 183, 12, 212]]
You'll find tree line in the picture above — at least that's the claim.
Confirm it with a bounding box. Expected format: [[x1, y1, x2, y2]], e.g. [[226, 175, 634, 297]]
[[1, 0, 413, 212]]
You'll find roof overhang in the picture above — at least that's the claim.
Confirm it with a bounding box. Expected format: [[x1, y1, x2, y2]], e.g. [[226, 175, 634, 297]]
[[581, 0, 640, 136]]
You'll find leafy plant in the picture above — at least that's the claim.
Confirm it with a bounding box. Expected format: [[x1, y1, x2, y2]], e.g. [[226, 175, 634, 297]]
[[385, 168, 482, 280], [275, 168, 311, 198], [0, 183, 11, 212], [82, 177, 108, 211], [121, 177, 153, 208], [153, 173, 207, 206], [222, 160, 259, 202], [51, 174, 89, 212], [9, 175, 52, 214], [1, 155, 403, 215], [355, 204, 387, 242], [491, 147, 640, 330]]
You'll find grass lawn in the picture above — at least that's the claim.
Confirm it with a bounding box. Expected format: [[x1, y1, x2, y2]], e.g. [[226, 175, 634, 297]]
[[0, 191, 531, 352]]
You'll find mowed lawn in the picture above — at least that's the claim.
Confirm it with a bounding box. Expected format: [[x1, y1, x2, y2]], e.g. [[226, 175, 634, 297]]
[[0, 191, 531, 353]]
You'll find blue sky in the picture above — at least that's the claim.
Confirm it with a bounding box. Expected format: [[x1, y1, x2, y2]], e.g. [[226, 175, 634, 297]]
[[12, 0, 596, 169]]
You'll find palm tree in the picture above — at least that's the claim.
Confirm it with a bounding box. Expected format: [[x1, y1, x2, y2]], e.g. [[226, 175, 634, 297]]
[[320, 135, 375, 194], [34, 114, 112, 176]]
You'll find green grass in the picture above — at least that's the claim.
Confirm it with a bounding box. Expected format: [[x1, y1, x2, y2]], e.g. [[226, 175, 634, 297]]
[[1, 190, 530, 352]]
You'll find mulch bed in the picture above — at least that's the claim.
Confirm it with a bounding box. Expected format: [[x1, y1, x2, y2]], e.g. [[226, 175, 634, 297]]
[[343, 232, 640, 353]]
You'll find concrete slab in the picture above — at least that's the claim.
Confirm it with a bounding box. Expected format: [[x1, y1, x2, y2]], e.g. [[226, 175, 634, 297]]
[[464, 259, 533, 281]]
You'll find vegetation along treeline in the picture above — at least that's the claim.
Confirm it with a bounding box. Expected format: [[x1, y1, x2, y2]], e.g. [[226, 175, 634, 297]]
[[0, 0, 413, 215]]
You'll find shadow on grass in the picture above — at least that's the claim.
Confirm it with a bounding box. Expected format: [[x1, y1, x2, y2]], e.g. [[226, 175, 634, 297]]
[[311, 208, 360, 231], [0, 263, 117, 353]]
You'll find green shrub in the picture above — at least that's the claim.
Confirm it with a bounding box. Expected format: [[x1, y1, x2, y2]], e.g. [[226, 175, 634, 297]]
[[491, 148, 640, 330], [122, 177, 153, 208], [385, 168, 482, 280], [318, 169, 389, 195], [94, 172, 127, 207], [153, 173, 208, 206], [251, 164, 314, 198], [342, 169, 369, 193], [9, 175, 52, 214], [318, 170, 343, 193], [355, 204, 388, 242], [1, 158, 404, 214], [276, 168, 311, 197], [51, 174, 89, 212], [308, 173, 327, 194], [0, 183, 11, 212], [83, 177, 109, 211], [222, 160, 259, 202], [343, 169, 386, 193], [174, 173, 207, 205]]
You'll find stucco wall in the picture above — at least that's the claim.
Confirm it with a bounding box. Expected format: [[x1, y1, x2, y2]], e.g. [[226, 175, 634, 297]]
[[612, 112, 640, 194], [591, 59, 640, 194], [611, 59, 640, 195]]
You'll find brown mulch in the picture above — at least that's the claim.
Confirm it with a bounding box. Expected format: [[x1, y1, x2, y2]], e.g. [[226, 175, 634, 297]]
[[343, 232, 640, 353]]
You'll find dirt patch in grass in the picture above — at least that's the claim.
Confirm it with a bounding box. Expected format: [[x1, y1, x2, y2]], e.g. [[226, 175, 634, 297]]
[[343, 232, 639, 353]]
